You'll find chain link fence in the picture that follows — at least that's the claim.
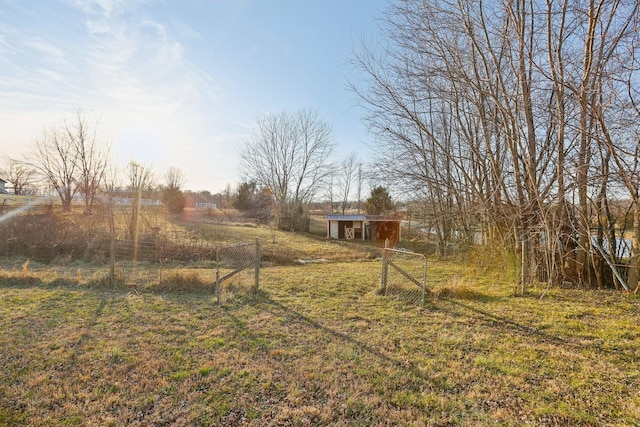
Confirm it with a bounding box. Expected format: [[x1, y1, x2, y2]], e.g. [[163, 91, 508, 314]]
[[109, 237, 217, 289], [381, 247, 428, 307], [216, 240, 260, 304]]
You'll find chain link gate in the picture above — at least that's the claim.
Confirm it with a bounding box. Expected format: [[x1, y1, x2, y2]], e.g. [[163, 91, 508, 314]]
[[381, 247, 428, 307], [215, 239, 260, 304]]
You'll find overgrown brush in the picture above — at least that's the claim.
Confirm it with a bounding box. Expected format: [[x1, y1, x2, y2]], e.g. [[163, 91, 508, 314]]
[[155, 271, 212, 293], [0, 208, 111, 263], [431, 275, 493, 302]]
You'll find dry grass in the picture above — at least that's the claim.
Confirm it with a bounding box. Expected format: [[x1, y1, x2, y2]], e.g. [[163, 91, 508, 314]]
[[178, 219, 380, 265], [1, 244, 639, 426], [0, 215, 638, 425]]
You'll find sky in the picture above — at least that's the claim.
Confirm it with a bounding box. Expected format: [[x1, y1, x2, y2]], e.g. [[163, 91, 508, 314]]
[[0, 0, 388, 193]]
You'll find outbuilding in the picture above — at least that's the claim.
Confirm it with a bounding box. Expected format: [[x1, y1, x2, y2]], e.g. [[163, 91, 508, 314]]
[[325, 214, 402, 246]]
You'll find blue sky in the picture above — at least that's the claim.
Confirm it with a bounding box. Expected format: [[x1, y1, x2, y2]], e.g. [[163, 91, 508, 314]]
[[0, 0, 387, 192]]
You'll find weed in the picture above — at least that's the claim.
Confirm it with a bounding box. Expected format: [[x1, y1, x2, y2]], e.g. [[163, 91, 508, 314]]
[[109, 346, 124, 363], [155, 271, 209, 293], [170, 371, 190, 381], [198, 367, 212, 377]]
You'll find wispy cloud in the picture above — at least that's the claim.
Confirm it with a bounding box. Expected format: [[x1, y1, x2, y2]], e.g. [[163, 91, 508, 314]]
[[66, 0, 220, 111], [1, 0, 252, 190], [22, 38, 66, 60], [62, 0, 135, 20]]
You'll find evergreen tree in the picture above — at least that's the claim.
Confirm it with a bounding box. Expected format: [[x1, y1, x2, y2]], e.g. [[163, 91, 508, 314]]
[[364, 186, 394, 215]]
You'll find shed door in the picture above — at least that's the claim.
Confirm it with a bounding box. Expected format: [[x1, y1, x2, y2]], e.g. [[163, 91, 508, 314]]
[[329, 221, 340, 239], [338, 221, 353, 239]]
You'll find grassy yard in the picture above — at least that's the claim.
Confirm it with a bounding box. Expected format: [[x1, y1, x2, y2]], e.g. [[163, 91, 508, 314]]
[[0, 224, 639, 426]]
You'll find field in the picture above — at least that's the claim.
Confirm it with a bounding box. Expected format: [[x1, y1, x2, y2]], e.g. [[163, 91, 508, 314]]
[[1, 219, 639, 426]]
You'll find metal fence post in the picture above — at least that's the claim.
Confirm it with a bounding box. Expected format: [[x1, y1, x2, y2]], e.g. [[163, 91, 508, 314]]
[[215, 249, 221, 305], [110, 227, 116, 283], [381, 248, 388, 295], [254, 238, 260, 294], [421, 258, 427, 308]]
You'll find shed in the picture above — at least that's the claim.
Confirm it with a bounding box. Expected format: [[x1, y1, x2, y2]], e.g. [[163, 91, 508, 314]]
[[326, 214, 402, 246]]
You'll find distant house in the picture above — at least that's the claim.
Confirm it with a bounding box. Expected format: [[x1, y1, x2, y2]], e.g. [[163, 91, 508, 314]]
[[106, 189, 161, 206], [195, 202, 217, 210], [326, 214, 402, 247], [0, 178, 8, 194]]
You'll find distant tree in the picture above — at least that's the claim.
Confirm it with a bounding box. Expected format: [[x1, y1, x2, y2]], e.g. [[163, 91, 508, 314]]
[[324, 174, 337, 214], [233, 181, 273, 222], [338, 152, 358, 214], [32, 124, 78, 210], [164, 166, 186, 190], [126, 161, 154, 241], [161, 166, 186, 214], [355, 162, 364, 214], [161, 187, 186, 214], [127, 161, 154, 193], [364, 186, 394, 215], [239, 109, 334, 231], [30, 111, 110, 211], [222, 184, 233, 209], [234, 182, 257, 212], [70, 112, 110, 213], [4, 158, 38, 195]]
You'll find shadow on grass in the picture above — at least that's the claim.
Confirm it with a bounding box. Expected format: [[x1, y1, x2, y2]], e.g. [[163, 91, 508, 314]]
[[0, 273, 45, 288], [440, 299, 629, 359], [219, 290, 451, 393], [445, 299, 568, 343], [0, 270, 216, 294], [221, 288, 632, 374], [432, 286, 501, 302]]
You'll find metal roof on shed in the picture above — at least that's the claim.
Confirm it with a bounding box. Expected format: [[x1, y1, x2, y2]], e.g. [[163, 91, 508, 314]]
[[325, 214, 400, 222], [326, 214, 367, 221]]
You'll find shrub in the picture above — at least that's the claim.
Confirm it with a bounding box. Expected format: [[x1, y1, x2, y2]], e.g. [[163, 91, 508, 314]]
[[161, 187, 187, 214]]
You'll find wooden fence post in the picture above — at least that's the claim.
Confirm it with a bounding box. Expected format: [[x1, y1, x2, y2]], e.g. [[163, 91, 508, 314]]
[[381, 239, 389, 294]]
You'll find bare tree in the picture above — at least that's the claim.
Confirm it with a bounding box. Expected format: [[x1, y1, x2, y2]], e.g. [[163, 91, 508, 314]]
[[351, 0, 640, 290], [67, 111, 110, 213], [29, 111, 110, 211], [33, 124, 78, 210], [126, 161, 154, 242], [338, 152, 358, 214], [4, 158, 38, 195], [324, 173, 337, 214], [240, 109, 335, 231], [356, 162, 364, 214], [165, 166, 186, 190]]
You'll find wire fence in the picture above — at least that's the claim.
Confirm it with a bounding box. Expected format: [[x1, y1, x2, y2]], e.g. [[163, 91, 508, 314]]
[[0, 202, 260, 292], [109, 238, 216, 289], [216, 240, 260, 304], [381, 247, 428, 307], [0, 205, 258, 292]]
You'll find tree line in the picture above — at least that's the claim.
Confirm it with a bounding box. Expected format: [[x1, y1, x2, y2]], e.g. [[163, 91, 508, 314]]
[[3, 109, 389, 231], [236, 109, 399, 232], [2, 111, 189, 218], [350, 0, 640, 291]]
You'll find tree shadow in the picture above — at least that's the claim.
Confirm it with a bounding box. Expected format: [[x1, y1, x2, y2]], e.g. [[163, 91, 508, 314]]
[[439, 299, 627, 358], [0, 273, 46, 289], [218, 290, 442, 391]]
